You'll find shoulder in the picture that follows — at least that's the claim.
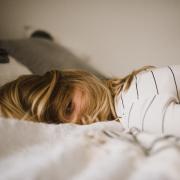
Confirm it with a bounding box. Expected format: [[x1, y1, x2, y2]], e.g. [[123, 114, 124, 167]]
[[114, 65, 180, 115]]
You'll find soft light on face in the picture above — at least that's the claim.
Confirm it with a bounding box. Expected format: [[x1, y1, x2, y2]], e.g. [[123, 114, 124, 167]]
[[64, 88, 87, 123], [57, 70, 116, 125]]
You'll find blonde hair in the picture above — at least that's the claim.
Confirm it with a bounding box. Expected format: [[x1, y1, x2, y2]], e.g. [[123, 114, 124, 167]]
[[106, 65, 154, 99], [0, 66, 154, 124], [0, 70, 116, 124]]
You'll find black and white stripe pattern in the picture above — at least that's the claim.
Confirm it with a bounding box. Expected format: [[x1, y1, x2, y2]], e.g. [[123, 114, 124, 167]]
[[115, 65, 180, 136], [128, 103, 134, 128], [150, 70, 159, 95], [141, 95, 156, 131], [168, 66, 180, 104], [121, 94, 125, 109], [135, 75, 139, 99], [161, 103, 170, 134]]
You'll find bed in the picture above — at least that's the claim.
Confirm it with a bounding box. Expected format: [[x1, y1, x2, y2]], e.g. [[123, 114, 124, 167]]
[[0, 117, 180, 180], [0, 39, 180, 180]]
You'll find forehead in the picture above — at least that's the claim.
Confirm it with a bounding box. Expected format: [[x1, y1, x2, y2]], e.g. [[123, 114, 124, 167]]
[[73, 87, 90, 106], [73, 87, 87, 97]]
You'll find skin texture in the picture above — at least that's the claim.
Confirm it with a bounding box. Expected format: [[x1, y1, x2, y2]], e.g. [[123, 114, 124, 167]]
[[0, 69, 117, 124], [65, 88, 87, 122]]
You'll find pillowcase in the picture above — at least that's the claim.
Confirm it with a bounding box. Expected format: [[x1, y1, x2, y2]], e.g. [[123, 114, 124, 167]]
[[0, 38, 105, 78], [0, 56, 32, 86]]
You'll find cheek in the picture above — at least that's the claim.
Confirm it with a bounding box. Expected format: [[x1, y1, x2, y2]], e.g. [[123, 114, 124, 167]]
[[66, 89, 90, 124], [74, 99, 85, 118], [74, 94, 88, 117]]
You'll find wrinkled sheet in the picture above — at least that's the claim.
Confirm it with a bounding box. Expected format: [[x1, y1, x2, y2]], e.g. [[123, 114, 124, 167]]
[[0, 117, 180, 180]]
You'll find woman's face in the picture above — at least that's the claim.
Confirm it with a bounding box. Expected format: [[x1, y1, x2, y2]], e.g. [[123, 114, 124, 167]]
[[65, 88, 87, 123]]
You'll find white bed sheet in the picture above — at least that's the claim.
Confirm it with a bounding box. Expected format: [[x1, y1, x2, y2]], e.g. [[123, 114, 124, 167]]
[[0, 117, 180, 180]]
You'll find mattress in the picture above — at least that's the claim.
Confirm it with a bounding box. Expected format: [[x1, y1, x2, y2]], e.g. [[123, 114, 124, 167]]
[[0, 117, 180, 180]]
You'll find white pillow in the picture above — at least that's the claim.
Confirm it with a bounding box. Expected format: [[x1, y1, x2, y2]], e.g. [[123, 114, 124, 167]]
[[0, 56, 32, 86]]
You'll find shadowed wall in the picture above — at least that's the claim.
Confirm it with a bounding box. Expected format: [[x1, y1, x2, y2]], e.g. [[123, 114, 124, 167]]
[[0, 0, 180, 76]]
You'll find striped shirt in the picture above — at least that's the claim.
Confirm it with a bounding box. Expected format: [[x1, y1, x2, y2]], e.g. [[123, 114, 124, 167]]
[[115, 65, 180, 136]]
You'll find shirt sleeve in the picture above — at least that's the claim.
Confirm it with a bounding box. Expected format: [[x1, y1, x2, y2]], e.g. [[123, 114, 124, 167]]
[[114, 65, 180, 136]]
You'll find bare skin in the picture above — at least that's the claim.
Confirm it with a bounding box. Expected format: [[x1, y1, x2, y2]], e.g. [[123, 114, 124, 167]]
[[65, 88, 87, 123]]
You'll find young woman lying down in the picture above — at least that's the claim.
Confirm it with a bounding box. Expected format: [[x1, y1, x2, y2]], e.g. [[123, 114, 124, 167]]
[[0, 65, 180, 136]]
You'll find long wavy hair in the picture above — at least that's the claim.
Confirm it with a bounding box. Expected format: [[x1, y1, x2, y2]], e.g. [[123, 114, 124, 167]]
[[0, 66, 153, 124]]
